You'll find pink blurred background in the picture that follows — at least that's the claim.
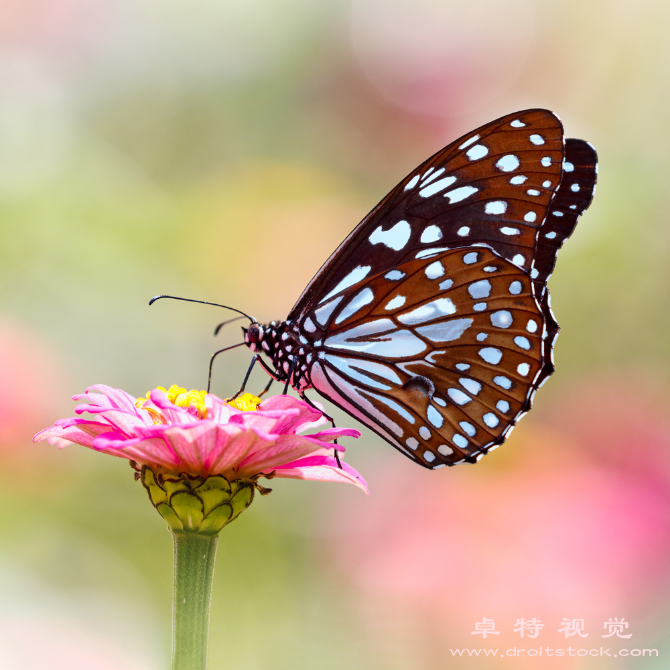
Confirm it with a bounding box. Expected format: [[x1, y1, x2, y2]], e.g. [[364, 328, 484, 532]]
[[1, 0, 669, 667]]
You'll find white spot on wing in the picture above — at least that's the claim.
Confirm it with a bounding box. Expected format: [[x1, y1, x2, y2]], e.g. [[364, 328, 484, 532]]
[[496, 400, 510, 413], [527, 189, 540, 196], [457, 226, 470, 236], [529, 134, 545, 145], [483, 413, 499, 428], [491, 310, 513, 328], [541, 156, 552, 167], [444, 186, 478, 203], [455, 363, 470, 371], [419, 426, 431, 440], [466, 144, 488, 161], [406, 437, 418, 450], [315, 296, 344, 325], [420, 225, 443, 243], [326, 325, 426, 358], [479, 347, 502, 364], [458, 134, 480, 149], [425, 261, 445, 279], [512, 254, 525, 267], [508, 281, 522, 295], [546, 231, 556, 239], [460, 378, 481, 395], [438, 444, 453, 456], [439, 278, 453, 290], [563, 161, 574, 172], [398, 298, 456, 324], [385, 270, 405, 280], [524, 211, 537, 222], [510, 175, 527, 185], [463, 252, 478, 264], [496, 155, 520, 172], [427, 406, 444, 428], [369, 220, 411, 251], [571, 183, 580, 192], [517, 362, 530, 376], [485, 200, 507, 215], [494, 375, 512, 389], [460, 421, 476, 436], [324, 354, 392, 391], [448, 388, 471, 405], [500, 227, 520, 236], [421, 168, 445, 185], [510, 119, 526, 128], [468, 280, 491, 299], [303, 317, 316, 333], [335, 288, 374, 325], [419, 176, 457, 198], [385, 295, 406, 310], [321, 267, 371, 303], [416, 318, 473, 343], [404, 174, 420, 191], [514, 336, 531, 350], [452, 434, 468, 449]]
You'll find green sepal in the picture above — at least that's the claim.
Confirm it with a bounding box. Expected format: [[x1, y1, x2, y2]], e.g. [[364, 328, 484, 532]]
[[139, 465, 256, 535]]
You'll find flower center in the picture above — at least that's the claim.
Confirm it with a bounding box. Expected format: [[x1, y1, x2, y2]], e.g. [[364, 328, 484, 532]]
[[226, 393, 262, 412], [136, 384, 208, 420]]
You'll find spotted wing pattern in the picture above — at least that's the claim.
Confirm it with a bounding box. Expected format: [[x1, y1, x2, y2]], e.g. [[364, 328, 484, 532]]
[[289, 108, 567, 322], [302, 247, 544, 468], [275, 109, 597, 468]]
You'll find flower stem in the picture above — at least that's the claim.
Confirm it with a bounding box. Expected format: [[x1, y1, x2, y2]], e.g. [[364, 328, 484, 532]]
[[172, 532, 219, 670]]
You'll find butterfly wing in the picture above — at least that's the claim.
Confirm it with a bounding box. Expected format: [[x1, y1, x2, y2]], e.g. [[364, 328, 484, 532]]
[[284, 109, 597, 467], [306, 247, 544, 467], [289, 108, 567, 321]]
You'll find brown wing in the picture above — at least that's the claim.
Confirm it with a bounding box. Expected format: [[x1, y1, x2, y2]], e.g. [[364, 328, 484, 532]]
[[305, 248, 545, 468], [288, 108, 566, 322]]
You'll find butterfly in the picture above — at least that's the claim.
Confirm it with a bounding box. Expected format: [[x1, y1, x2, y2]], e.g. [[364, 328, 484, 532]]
[[242, 109, 598, 469]]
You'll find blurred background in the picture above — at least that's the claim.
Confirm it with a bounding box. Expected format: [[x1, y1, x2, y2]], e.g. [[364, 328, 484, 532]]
[[1, 0, 669, 667]]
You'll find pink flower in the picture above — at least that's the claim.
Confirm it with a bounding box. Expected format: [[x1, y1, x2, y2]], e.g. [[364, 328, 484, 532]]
[[34, 384, 367, 494]]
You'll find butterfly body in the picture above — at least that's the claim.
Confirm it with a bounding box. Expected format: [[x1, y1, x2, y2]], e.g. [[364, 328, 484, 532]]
[[242, 109, 598, 469]]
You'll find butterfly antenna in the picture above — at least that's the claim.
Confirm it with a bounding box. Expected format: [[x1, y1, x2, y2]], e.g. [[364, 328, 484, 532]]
[[149, 295, 257, 324], [214, 315, 247, 337], [207, 342, 247, 393]]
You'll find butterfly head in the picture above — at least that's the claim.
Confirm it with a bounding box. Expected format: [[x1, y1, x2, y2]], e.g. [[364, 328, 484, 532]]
[[243, 322, 264, 352]]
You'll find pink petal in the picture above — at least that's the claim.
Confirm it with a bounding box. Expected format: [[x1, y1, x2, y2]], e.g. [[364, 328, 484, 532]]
[[34, 420, 116, 448], [237, 433, 347, 475], [272, 454, 369, 494]]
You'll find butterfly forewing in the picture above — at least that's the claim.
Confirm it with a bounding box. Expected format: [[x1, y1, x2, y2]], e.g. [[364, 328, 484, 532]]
[[305, 248, 544, 467], [289, 109, 564, 322]]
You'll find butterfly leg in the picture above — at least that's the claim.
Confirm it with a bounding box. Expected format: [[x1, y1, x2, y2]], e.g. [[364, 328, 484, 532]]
[[298, 390, 343, 470], [258, 377, 274, 398], [283, 357, 299, 395], [229, 353, 261, 401]]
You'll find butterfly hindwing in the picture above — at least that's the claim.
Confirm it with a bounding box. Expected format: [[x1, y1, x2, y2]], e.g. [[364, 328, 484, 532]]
[[305, 247, 544, 467]]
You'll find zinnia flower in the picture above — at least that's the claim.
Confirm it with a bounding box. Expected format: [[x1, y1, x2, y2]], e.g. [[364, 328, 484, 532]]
[[34, 384, 366, 534]]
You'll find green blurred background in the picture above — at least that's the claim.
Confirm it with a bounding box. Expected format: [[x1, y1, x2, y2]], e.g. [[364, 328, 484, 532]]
[[2, 0, 670, 667]]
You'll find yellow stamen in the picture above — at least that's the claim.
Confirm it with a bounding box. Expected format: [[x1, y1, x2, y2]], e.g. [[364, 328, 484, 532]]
[[227, 393, 262, 412], [135, 385, 208, 420]]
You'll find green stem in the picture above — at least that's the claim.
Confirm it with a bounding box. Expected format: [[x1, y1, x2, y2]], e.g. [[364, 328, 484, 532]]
[[172, 532, 219, 670]]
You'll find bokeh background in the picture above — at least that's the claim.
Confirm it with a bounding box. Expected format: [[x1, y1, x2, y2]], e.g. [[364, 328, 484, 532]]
[[1, 0, 670, 667]]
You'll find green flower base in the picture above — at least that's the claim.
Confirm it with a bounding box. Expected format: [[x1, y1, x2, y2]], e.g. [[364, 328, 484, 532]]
[[140, 466, 256, 534]]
